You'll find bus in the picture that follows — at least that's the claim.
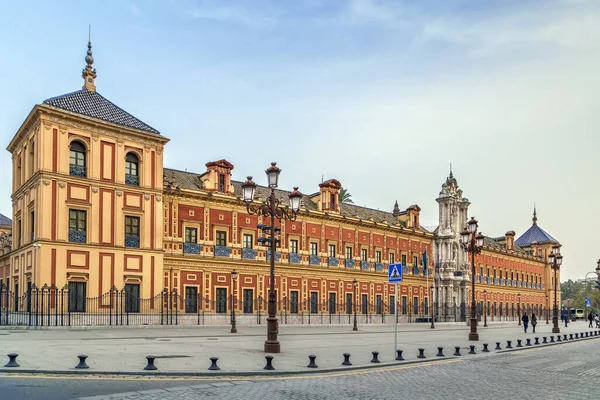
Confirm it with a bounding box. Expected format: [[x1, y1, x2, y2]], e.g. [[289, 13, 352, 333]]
[[575, 309, 585, 320], [562, 308, 585, 321]]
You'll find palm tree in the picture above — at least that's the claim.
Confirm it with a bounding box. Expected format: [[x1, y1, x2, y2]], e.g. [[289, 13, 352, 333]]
[[338, 188, 354, 204]]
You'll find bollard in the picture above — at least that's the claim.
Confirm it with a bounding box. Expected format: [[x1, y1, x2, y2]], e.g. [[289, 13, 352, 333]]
[[395, 350, 404, 361], [75, 355, 89, 369], [417, 348, 426, 359], [534, 337, 540, 345], [516, 340, 522, 348], [580, 332, 583, 338], [557, 335, 562, 342], [342, 353, 352, 366], [264, 355, 275, 371], [454, 346, 461, 356], [144, 356, 157, 371], [542, 337, 547, 344], [570, 334, 573, 340], [585, 332, 589, 337], [436, 347, 444, 357], [563, 334, 567, 341], [575, 333, 579, 339], [550, 336, 555, 343], [469, 345, 476, 354], [526, 338, 532, 346], [371, 351, 380, 363], [506, 341, 512, 349], [495, 342, 502, 350], [208, 357, 220, 371], [482, 343, 489, 353], [5, 353, 19, 368], [307, 355, 318, 368]]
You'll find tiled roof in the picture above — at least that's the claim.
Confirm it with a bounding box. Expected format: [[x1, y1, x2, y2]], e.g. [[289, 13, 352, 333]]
[[163, 168, 415, 228], [515, 225, 558, 246], [0, 213, 11, 227], [43, 89, 160, 134], [484, 236, 530, 256]]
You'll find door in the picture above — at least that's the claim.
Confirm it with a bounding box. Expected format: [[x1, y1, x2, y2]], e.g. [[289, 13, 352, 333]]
[[290, 291, 299, 314], [346, 293, 353, 315], [68, 281, 86, 312], [125, 284, 140, 313], [329, 293, 336, 314], [185, 287, 198, 314], [362, 294, 368, 314], [216, 288, 227, 313], [243, 289, 253, 313], [390, 295, 395, 315], [310, 292, 318, 314]]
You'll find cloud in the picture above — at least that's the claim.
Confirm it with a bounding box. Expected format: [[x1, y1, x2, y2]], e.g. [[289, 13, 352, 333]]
[[190, 1, 275, 29]]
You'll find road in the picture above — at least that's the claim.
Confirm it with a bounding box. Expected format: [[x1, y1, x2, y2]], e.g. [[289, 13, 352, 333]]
[[0, 336, 597, 399]]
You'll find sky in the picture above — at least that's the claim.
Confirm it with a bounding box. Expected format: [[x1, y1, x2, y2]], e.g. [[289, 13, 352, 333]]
[[0, 0, 598, 281]]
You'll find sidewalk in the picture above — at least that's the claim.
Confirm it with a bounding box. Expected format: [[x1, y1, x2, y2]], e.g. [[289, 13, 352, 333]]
[[0, 321, 596, 375]]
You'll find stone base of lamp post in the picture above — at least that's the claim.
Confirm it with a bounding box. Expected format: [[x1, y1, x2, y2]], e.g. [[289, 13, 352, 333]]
[[552, 316, 560, 334], [469, 317, 479, 341], [264, 315, 280, 353]]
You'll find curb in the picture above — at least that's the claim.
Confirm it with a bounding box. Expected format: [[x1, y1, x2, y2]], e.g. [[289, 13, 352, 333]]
[[496, 332, 600, 354]]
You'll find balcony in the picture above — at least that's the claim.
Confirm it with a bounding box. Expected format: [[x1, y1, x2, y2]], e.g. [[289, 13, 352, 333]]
[[345, 259, 355, 268], [494, 278, 498, 285], [125, 235, 140, 248], [361, 261, 370, 270], [500, 279, 505, 285], [266, 250, 281, 262], [289, 253, 301, 263], [68, 230, 86, 243], [69, 164, 86, 178], [241, 248, 256, 259], [215, 246, 231, 257], [125, 174, 139, 186], [183, 243, 201, 254], [487, 277, 492, 284], [309, 255, 321, 265], [412, 266, 419, 275], [480, 276, 485, 283], [327, 257, 339, 267], [375, 262, 384, 272]]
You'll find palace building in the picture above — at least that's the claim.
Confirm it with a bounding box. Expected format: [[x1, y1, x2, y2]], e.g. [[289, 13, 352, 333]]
[[0, 42, 560, 324]]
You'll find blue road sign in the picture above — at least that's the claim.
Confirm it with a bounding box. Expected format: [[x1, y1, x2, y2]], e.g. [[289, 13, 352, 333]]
[[586, 298, 591, 307], [388, 263, 403, 283]]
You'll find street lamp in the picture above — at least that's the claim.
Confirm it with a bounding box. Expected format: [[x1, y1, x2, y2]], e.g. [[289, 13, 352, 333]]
[[545, 295, 549, 324], [353, 279, 358, 331], [483, 289, 488, 327], [548, 245, 563, 333], [230, 269, 238, 334], [460, 217, 485, 341], [430, 285, 435, 329], [517, 293, 521, 325], [242, 164, 302, 353]]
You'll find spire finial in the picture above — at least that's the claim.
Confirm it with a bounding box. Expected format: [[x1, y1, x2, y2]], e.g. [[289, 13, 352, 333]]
[[449, 163, 453, 178], [82, 25, 97, 91], [392, 200, 400, 217], [532, 203, 537, 226]]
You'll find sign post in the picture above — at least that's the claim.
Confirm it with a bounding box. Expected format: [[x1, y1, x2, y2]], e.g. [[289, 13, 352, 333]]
[[388, 263, 403, 358]]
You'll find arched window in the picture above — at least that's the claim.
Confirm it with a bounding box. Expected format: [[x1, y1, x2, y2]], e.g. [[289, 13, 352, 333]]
[[125, 152, 139, 186], [69, 141, 86, 177]]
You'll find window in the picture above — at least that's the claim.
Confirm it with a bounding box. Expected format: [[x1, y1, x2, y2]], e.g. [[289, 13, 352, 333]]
[[125, 216, 140, 248], [125, 284, 140, 313], [390, 295, 395, 315], [345, 246, 353, 260], [30, 211, 34, 242], [68, 281, 86, 312], [401, 254, 407, 266], [219, 174, 225, 192], [401, 296, 407, 315], [361, 294, 368, 315], [413, 296, 419, 315], [16, 219, 21, 248], [346, 293, 353, 315], [376, 295, 382, 314], [310, 292, 318, 314], [216, 231, 227, 246], [290, 239, 298, 254], [375, 251, 381, 263], [494, 270, 497, 278], [330, 193, 336, 210], [310, 242, 318, 256], [389, 252, 395, 264], [480, 267, 484, 276], [290, 291, 299, 314], [243, 234, 253, 249], [487, 268, 490, 277], [500, 271, 503, 279], [329, 293, 337, 314], [185, 227, 198, 243], [424, 298, 429, 315], [216, 288, 227, 313], [185, 287, 198, 313], [361, 249, 367, 261], [125, 153, 139, 186], [328, 244, 336, 258], [69, 209, 86, 243], [69, 141, 86, 177], [14, 283, 19, 312], [243, 289, 253, 313], [413, 255, 418, 266]]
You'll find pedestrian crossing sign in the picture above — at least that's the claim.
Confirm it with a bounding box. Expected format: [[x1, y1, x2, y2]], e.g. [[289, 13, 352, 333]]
[[388, 263, 403, 283]]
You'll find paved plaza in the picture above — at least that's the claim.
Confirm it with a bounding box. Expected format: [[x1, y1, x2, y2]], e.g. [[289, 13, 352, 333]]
[[0, 321, 595, 375]]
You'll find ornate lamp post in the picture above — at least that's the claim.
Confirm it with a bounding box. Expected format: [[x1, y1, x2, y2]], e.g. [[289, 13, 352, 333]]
[[230, 269, 238, 334], [460, 217, 484, 341], [518, 293, 521, 325], [545, 295, 549, 324], [483, 289, 488, 327], [430, 285, 435, 329], [241, 163, 303, 353], [548, 245, 563, 333], [353, 279, 358, 331]]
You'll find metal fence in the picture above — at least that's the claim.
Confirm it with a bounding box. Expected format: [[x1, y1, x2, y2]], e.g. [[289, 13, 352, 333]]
[[0, 284, 551, 327]]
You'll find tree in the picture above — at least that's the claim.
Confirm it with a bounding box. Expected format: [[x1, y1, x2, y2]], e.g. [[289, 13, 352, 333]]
[[338, 188, 354, 204]]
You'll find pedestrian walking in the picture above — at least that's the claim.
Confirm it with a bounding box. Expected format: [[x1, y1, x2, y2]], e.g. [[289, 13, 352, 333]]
[[531, 313, 537, 333], [522, 312, 529, 333], [588, 312, 594, 328], [595, 314, 599, 328]]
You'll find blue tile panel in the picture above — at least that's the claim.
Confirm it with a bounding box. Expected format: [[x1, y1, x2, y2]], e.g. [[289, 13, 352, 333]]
[[125, 235, 140, 248], [43, 89, 160, 134], [345, 259, 355, 268], [241, 248, 256, 259], [183, 243, 201, 254], [266, 250, 281, 262], [289, 253, 301, 263], [309, 255, 321, 265], [68, 230, 86, 243], [215, 246, 231, 257], [328, 257, 339, 267], [375, 262, 384, 272], [361, 261, 370, 270]]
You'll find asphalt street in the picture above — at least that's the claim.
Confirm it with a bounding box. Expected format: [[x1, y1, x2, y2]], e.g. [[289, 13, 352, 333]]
[[0, 336, 598, 400]]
